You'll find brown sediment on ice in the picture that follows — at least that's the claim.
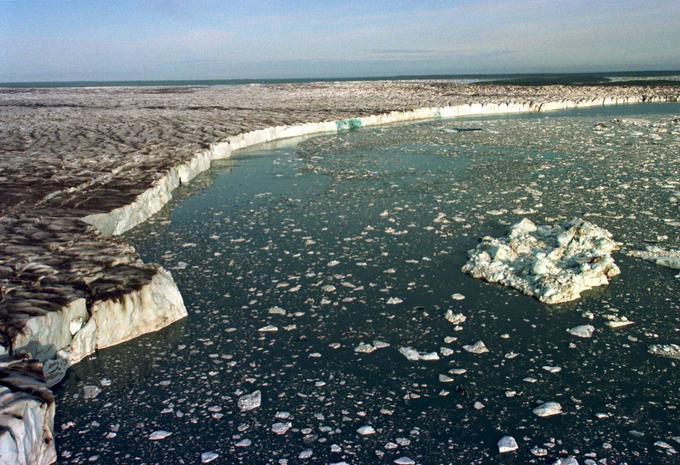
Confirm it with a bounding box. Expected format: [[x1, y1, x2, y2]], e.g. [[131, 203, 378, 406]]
[[0, 358, 55, 465], [0, 80, 679, 463]]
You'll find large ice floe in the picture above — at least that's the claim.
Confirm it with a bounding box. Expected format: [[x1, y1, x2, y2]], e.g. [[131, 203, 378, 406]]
[[462, 218, 621, 304]]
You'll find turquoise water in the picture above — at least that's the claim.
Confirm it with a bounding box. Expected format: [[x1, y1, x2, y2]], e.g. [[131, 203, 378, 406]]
[[55, 104, 680, 464]]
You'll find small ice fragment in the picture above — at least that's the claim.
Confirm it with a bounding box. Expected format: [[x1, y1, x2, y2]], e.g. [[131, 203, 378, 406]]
[[498, 436, 518, 453], [394, 458, 416, 465], [532, 401, 562, 417], [258, 325, 278, 332], [444, 310, 466, 325], [83, 385, 101, 399], [355, 343, 375, 354], [201, 452, 219, 463], [149, 430, 172, 441], [272, 422, 292, 435], [567, 325, 594, 338], [238, 391, 261, 411], [357, 425, 376, 436], [299, 449, 313, 459], [463, 341, 488, 354]]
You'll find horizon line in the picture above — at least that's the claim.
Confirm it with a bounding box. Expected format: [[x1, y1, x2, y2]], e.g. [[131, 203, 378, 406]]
[[2, 69, 680, 88]]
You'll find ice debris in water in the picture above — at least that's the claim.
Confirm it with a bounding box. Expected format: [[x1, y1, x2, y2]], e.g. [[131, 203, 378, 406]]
[[605, 315, 634, 328], [444, 310, 466, 325], [148, 430, 172, 441], [567, 325, 595, 338], [532, 401, 563, 417], [394, 457, 416, 465], [357, 425, 376, 436], [272, 422, 292, 435], [83, 385, 101, 399], [201, 451, 219, 463], [238, 390, 261, 411], [399, 347, 440, 361], [497, 435, 519, 453], [355, 340, 390, 353], [627, 245, 680, 270], [648, 344, 680, 360], [462, 340, 489, 354], [462, 218, 620, 303]]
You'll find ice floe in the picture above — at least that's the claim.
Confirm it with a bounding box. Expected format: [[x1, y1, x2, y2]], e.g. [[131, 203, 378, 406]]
[[462, 218, 620, 303]]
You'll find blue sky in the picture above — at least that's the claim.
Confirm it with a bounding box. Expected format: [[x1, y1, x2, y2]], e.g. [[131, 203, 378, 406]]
[[1, 0, 679, 81]]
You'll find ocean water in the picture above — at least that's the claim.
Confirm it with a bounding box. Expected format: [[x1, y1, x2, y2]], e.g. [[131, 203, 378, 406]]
[[54, 103, 680, 465], [2, 71, 680, 88]]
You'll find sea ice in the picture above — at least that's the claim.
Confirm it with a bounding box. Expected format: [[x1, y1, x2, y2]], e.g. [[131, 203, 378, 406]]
[[463, 218, 620, 303], [532, 401, 563, 417], [498, 435, 519, 453], [238, 390, 261, 411]]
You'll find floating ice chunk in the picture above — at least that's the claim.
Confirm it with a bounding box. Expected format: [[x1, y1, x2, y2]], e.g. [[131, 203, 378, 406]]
[[628, 245, 680, 270], [235, 439, 251, 447], [386, 297, 403, 305], [439, 374, 454, 383], [327, 260, 340, 267], [567, 325, 594, 338], [628, 245, 680, 269], [394, 457, 416, 465], [355, 343, 376, 354], [373, 340, 390, 349], [605, 316, 634, 328], [272, 422, 292, 435], [655, 441, 675, 450], [238, 391, 261, 411], [258, 325, 278, 332], [559, 457, 580, 465], [444, 310, 466, 325], [542, 366, 561, 373], [451, 293, 465, 301], [497, 435, 518, 453], [463, 341, 488, 354], [433, 212, 449, 224], [357, 425, 376, 436], [201, 452, 219, 463], [399, 347, 440, 361], [463, 218, 620, 304], [299, 449, 313, 459], [268, 306, 287, 315], [532, 401, 562, 417], [530, 446, 548, 456], [149, 430, 172, 441], [83, 385, 101, 399], [648, 344, 680, 360]]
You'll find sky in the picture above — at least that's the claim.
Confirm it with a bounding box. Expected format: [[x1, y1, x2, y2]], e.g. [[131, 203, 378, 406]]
[[1, 0, 680, 82]]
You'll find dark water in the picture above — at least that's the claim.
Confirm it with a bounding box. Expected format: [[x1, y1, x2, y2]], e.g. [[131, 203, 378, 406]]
[[2, 71, 680, 88], [55, 104, 680, 465]]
